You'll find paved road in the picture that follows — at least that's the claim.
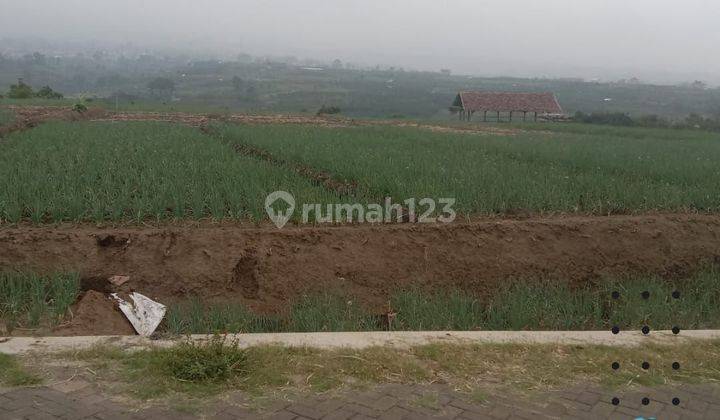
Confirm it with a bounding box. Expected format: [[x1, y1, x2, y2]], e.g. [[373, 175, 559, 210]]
[[1, 380, 719, 419]]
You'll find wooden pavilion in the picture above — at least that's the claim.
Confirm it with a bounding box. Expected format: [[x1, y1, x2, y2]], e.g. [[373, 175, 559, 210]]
[[450, 92, 563, 122]]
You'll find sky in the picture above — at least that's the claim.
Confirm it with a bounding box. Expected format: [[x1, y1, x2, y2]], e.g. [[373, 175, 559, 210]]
[[1, 0, 719, 83]]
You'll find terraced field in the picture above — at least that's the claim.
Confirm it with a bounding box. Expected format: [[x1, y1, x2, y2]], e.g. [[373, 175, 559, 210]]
[[1, 106, 719, 336]]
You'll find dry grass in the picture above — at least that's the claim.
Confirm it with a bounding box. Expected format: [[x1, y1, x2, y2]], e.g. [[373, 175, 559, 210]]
[[49, 339, 720, 404]]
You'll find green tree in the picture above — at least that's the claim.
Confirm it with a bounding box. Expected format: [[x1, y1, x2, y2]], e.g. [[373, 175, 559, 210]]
[[7, 79, 34, 99], [35, 85, 63, 99]]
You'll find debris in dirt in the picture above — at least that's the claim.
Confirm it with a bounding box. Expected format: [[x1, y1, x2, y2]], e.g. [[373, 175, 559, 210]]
[[109, 275, 130, 287], [55, 291, 135, 336], [112, 292, 167, 336]]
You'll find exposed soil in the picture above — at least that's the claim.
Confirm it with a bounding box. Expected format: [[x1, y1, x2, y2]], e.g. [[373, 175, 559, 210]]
[[1, 214, 720, 337], [2, 105, 524, 140], [92, 110, 521, 135], [54, 290, 135, 336], [226, 137, 364, 198]]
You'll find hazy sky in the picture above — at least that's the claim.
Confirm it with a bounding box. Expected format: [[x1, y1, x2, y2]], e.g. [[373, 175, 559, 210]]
[[1, 0, 718, 82]]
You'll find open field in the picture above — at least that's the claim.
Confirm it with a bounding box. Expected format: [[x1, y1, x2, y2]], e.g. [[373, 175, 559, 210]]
[[1, 116, 719, 222], [1, 106, 719, 336]]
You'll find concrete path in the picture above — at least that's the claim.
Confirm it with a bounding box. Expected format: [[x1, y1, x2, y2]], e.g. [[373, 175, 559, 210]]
[[1, 380, 718, 419], [3, 330, 719, 355]]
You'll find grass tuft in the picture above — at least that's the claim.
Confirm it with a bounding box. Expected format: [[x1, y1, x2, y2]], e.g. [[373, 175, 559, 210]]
[[160, 336, 247, 383]]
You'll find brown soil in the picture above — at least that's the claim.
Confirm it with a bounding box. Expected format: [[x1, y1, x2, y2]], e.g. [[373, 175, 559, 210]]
[[226, 137, 363, 198], [1, 214, 719, 331], [92, 111, 520, 135], [54, 291, 135, 336], [2, 105, 523, 139]]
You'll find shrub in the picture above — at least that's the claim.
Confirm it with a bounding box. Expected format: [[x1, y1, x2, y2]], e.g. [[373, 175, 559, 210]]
[[573, 111, 634, 126], [73, 103, 88, 113], [317, 105, 341, 116], [7, 79, 34, 99], [35, 85, 63, 99]]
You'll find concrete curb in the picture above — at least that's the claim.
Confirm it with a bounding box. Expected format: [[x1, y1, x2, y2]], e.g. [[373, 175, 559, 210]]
[[1, 330, 719, 354]]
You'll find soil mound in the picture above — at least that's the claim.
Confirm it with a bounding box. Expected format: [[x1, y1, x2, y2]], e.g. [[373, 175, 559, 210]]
[[54, 291, 135, 336]]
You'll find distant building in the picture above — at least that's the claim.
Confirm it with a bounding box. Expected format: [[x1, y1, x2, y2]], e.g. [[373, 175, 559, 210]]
[[450, 91, 564, 122]]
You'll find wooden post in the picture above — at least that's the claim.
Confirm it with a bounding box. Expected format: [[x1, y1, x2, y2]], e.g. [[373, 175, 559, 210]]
[[497, 111, 500, 122], [534, 112, 537, 122], [509, 111, 513, 122], [523, 111, 527, 122], [483, 111, 487, 122]]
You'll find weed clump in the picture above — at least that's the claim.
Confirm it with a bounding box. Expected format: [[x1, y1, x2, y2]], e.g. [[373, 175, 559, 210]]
[[160, 336, 247, 383]]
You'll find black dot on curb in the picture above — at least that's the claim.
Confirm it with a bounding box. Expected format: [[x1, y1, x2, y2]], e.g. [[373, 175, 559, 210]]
[[612, 326, 620, 335], [672, 397, 680, 406], [672, 362, 681, 370], [642, 325, 651, 335], [642, 397, 650, 406], [611, 291, 620, 300], [642, 361, 650, 370], [672, 326, 681, 335], [612, 362, 620, 370], [672, 290, 681, 299], [611, 397, 620, 406], [641, 291, 650, 300]]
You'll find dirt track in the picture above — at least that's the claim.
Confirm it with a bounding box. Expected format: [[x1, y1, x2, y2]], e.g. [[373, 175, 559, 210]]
[[1, 214, 719, 317], [1, 105, 520, 135]]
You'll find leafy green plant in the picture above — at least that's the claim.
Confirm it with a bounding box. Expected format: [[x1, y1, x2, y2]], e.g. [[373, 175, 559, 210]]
[[73, 103, 88, 113]]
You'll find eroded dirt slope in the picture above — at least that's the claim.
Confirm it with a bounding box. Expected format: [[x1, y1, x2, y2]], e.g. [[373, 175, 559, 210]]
[[1, 214, 719, 314]]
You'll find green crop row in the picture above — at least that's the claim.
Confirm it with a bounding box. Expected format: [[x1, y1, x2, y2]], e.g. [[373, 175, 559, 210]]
[[214, 122, 720, 215], [0, 121, 344, 223]]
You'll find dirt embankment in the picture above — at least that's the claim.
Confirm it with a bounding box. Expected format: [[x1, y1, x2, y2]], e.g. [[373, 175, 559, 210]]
[[93, 111, 521, 135], [1, 214, 719, 315]]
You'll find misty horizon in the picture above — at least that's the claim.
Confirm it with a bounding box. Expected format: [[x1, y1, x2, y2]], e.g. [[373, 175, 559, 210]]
[[1, 0, 719, 85]]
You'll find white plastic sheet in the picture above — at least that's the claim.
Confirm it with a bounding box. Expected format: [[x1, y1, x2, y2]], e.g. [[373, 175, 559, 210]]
[[111, 292, 167, 336]]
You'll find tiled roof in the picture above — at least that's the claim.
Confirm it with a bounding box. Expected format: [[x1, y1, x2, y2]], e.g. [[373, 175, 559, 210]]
[[457, 92, 563, 113]]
